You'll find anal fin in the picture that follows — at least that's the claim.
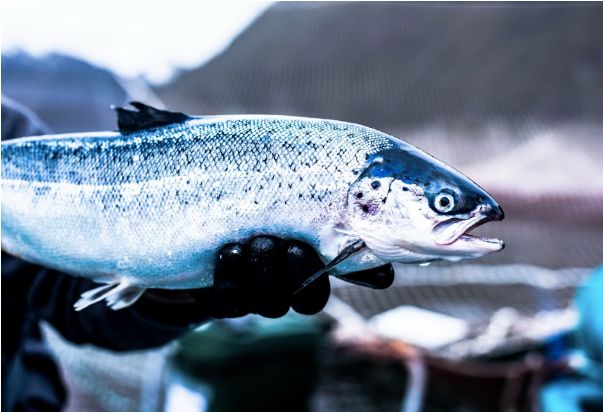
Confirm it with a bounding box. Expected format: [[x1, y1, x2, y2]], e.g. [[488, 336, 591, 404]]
[[74, 281, 146, 311]]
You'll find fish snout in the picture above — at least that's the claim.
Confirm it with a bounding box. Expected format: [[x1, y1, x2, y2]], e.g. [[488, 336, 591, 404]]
[[486, 204, 505, 221]]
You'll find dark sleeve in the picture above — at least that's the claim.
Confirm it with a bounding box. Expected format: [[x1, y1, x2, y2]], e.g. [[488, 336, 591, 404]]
[[27, 264, 204, 352]]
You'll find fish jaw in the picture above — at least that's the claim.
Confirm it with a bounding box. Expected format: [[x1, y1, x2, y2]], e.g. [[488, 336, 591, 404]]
[[357, 213, 504, 264], [432, 206, 505, 259], [436, 233, 505, 261]]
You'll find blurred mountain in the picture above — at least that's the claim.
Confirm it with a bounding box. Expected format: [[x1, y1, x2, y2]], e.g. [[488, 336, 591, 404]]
[[1, 52, 128, 133], [159, 2, 603, 129]]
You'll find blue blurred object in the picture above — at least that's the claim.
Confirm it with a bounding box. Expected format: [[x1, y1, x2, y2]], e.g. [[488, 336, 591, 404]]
[[541, 266, 603, 412], [575, 266, 603, 382]]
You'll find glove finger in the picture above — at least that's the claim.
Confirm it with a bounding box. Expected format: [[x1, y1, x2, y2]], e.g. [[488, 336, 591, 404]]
[[208, 243, 252, 318], [336, 264, 395, 289], [249, 236, 290, 318], [287, 241, 330, 315]]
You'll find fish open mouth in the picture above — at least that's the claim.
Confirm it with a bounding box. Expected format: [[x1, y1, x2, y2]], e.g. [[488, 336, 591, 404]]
[[434, 212, 504, 252]]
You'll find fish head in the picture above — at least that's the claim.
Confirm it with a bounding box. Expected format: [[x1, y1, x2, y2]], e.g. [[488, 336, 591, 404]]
[[344, 146, 504, 263]]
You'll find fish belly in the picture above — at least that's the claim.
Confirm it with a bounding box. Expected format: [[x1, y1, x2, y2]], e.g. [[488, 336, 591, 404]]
[[2, 172, 348, 288]]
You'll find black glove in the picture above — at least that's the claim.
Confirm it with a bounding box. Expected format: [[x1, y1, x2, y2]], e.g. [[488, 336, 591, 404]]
[[143, 235, 393, 320], [209, 236, 395, 318]]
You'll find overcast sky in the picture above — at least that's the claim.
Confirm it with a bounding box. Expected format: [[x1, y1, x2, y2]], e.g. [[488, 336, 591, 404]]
[[2, 0, 272, 83]]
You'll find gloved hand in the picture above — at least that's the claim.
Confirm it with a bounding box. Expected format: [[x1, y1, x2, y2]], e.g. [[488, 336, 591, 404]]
[[145, 235, 394, 320]]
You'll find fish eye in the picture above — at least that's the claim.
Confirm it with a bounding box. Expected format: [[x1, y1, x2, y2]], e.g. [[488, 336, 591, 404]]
[[434, 191, 456, 213]]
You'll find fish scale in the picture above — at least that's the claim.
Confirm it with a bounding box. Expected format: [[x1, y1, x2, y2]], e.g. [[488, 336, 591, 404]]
[[2, 104, 504, 310], [1, 115, 395, 290]]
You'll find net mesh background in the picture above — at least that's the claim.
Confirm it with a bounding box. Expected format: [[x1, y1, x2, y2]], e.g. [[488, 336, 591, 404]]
[[331, 265, 589, 322]]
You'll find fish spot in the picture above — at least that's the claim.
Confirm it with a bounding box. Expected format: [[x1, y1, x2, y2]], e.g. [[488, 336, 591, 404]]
[[34, 186, 51, 196], [371, 180, 381, 189], [403, 187, 409, 192], [361, 205, 370, 213], [356, 192, 364, 199]]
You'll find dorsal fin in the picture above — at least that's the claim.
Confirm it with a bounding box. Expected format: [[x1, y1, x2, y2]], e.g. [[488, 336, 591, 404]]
[[114, 101, 193, 133]]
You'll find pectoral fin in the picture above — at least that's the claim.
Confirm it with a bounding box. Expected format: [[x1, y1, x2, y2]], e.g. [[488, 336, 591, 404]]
[[294, 239, 366, 294], [336, 264, 395, 289], [74, 281, 145, 311]]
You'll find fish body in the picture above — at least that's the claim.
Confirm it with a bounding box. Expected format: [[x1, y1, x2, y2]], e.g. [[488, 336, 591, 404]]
[[1, 104, 504, 309]]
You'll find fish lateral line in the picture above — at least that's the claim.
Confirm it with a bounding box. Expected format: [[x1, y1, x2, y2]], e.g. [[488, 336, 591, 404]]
[[294, 239, 366, 294]]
